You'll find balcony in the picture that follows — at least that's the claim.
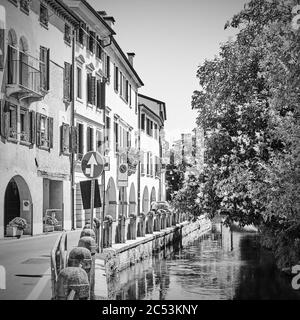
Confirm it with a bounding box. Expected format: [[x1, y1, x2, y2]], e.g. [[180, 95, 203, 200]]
[[6, 50, 46, 102]]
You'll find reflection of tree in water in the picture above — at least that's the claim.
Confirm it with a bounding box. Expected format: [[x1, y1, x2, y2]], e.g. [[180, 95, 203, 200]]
[[233, 235, 300, 300]]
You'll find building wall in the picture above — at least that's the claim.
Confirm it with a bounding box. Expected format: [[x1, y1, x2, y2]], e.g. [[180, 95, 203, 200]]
[[0, 0, 75, 237]]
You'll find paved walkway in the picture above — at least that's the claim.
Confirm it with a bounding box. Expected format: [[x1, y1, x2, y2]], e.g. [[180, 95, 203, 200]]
[[0, 230, 81, 300]]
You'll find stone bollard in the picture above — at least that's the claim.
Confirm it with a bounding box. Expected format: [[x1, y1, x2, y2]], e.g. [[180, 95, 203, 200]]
[[115, 215, 126, 243], [80, 228, 96, 240], [145, 211, 154, 234], [137, 213, 146, 237], [127, 214, 137, 240], [159, 209, 166, 230], [153, 211, 161, 232], [67, 247, 92, 282], [78, 236, 96, 299], [103, 215, 113, 248], [55, 267, 90, 300]]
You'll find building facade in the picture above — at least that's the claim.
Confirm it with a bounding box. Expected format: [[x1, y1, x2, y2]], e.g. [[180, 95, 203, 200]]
[[0, 0, 79, 237], [138, 94, 167, 213]]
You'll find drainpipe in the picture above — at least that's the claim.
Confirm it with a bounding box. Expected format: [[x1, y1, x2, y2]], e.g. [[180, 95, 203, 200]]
[[137, 103, 141, 215], [70, 28, 76, 230]]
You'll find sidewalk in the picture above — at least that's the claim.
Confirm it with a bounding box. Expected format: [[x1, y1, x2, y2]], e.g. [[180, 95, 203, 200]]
[[0, 229, 81, 300]]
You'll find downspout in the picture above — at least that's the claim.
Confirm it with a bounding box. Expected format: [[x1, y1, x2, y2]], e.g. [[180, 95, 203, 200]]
[[70, 28, 76, 230], [137, 102, 141, 215]]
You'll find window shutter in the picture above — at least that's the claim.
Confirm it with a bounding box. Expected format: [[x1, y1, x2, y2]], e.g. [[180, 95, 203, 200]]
[[0, 101, 5, 139], [29, 110, 36, 146], [87, 73, 92, 104], [106, 55, 110, 78], [36, 112, 41, 146], [91, 76, 96, 105], [48, 117, 53, 149], [46, 48, 50, 90], [87, 127, 91, 152], [70, 125, 78, 153], [100, 80, 106, 109], [96, 79, 101, 109]]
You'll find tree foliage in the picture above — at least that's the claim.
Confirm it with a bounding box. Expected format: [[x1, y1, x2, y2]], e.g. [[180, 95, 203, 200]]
[[184, 0, 300, 269]]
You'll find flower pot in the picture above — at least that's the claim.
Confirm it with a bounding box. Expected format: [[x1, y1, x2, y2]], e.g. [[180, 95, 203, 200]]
[[43, 225, 54, 233], [6, 225, 24, 238]]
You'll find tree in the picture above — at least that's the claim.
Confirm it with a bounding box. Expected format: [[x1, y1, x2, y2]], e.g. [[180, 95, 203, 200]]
[[191, 0, 300, 269]]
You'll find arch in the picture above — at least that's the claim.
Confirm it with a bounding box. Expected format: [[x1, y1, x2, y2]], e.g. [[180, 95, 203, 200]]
[[105, 177, 117, 220], [142, 186, 149, 214], [4, 175, 32, 236], [150, 187, 156, 203], [128, 183, 136, 216], [8, 29, 17, 46], [19, 36, 29, 52], [118, 187, 128, 218]]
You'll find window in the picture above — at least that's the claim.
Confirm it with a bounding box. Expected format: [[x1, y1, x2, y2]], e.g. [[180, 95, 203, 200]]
[[20, 0, 30, 14], [36, 113, 53, 149], [64, 24, 71, 45], [8, 104, 17, 140], [146, 118, 151, 135], [76, 122, 84, 159], [40, 46, 49, 91], [114, 121, 119, 153], [119, 72, 123, 96], [135, 91, 138, 114], [125, 80, 129, 103], [96, 79, 106, 109], [96, 36, 102, 59], [60, 123, 70, 155], [96, 130, 104, 155], [106, 55, 110, 80], [86, 126, 94, 151], [114, 65, 119, 92], [78, 27, 84, 45], [105, 116, 110, 153], [150, 153, 153, 177], [40, 4, 49, 27], [154, 123, 158, 140], [129, 85, 132, 107], [141, 151, 145, 175], [141, 113, 145, 131], [88, 31, 95, 53], [77, 67, 82, 99], [87, 73, 96, 105], [147, 152, 150, 175], [63, 62, 72, 102]]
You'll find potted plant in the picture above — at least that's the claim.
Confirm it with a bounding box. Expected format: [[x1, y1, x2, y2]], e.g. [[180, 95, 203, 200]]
[[43, 216, 58, 232], [6, 217, 27, 238]]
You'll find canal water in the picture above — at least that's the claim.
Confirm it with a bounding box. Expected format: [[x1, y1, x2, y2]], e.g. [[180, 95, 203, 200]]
[[109, 223, 300, 300]]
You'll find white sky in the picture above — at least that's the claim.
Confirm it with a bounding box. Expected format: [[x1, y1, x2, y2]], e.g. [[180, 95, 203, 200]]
[[88, 0, 249, 143]]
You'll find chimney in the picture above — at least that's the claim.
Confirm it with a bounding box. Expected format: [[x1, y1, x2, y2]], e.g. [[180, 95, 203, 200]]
[[97, 11, 107, 17], [127, 52, 135, 66], [103, 16, 115, 28]]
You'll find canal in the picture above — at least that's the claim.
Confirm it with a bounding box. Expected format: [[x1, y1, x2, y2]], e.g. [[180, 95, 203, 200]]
[[108, 223, 300, 300]]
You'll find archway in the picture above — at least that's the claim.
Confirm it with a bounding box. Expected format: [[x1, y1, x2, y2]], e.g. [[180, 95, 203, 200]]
[[142, 186, 149, 214], [4, 176, 32, 236], [118, 187, 128, 218], [150, 187, 156, 204], [128, 183, 136, 216], [105, 177, 117, 220]]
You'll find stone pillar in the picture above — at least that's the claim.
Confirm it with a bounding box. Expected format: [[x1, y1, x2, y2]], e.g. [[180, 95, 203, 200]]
[[137, 213, 146, 237], [145, 211, 154, 234]]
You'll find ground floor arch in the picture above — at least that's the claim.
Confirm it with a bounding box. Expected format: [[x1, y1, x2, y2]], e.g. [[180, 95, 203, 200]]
[[142, 186, 149, 214], [105, 177, 117, 220], [128, 183, 136, 216], [118, 187, 128, 218], [4, 175, 32, 236], [150, 187, 156, 205]]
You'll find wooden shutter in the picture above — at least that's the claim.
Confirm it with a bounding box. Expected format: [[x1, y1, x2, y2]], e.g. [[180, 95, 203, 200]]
[[60, 123, 69, 154], [91, 76, 96, 105], [29, 110, 36, 146], [100, 80, 106, 109], [36, 112, 41, 146], [48, 117, 53, 149], [86, 127, 91, 152], [0, 100, 7, 140], [46, 48, 50, 90], [87, 73, 91, 104], [70, 126, 78, 153], [96, 79, 101, 109], [106, 55, 110, 78]]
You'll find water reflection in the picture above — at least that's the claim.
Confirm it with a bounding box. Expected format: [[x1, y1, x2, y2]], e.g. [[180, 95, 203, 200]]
[[109, 224, 300, 300]]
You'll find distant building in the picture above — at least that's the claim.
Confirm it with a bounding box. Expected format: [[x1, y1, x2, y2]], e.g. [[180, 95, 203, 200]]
[[138, 93, 167, 212]]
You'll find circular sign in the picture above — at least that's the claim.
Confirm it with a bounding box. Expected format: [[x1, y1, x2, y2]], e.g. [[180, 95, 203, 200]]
[[81, 151, 105, 179], [119, 164, 127, 174]]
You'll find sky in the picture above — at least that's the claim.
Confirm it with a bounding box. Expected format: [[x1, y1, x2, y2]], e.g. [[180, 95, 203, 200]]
[[89, 0, 249, 143]]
